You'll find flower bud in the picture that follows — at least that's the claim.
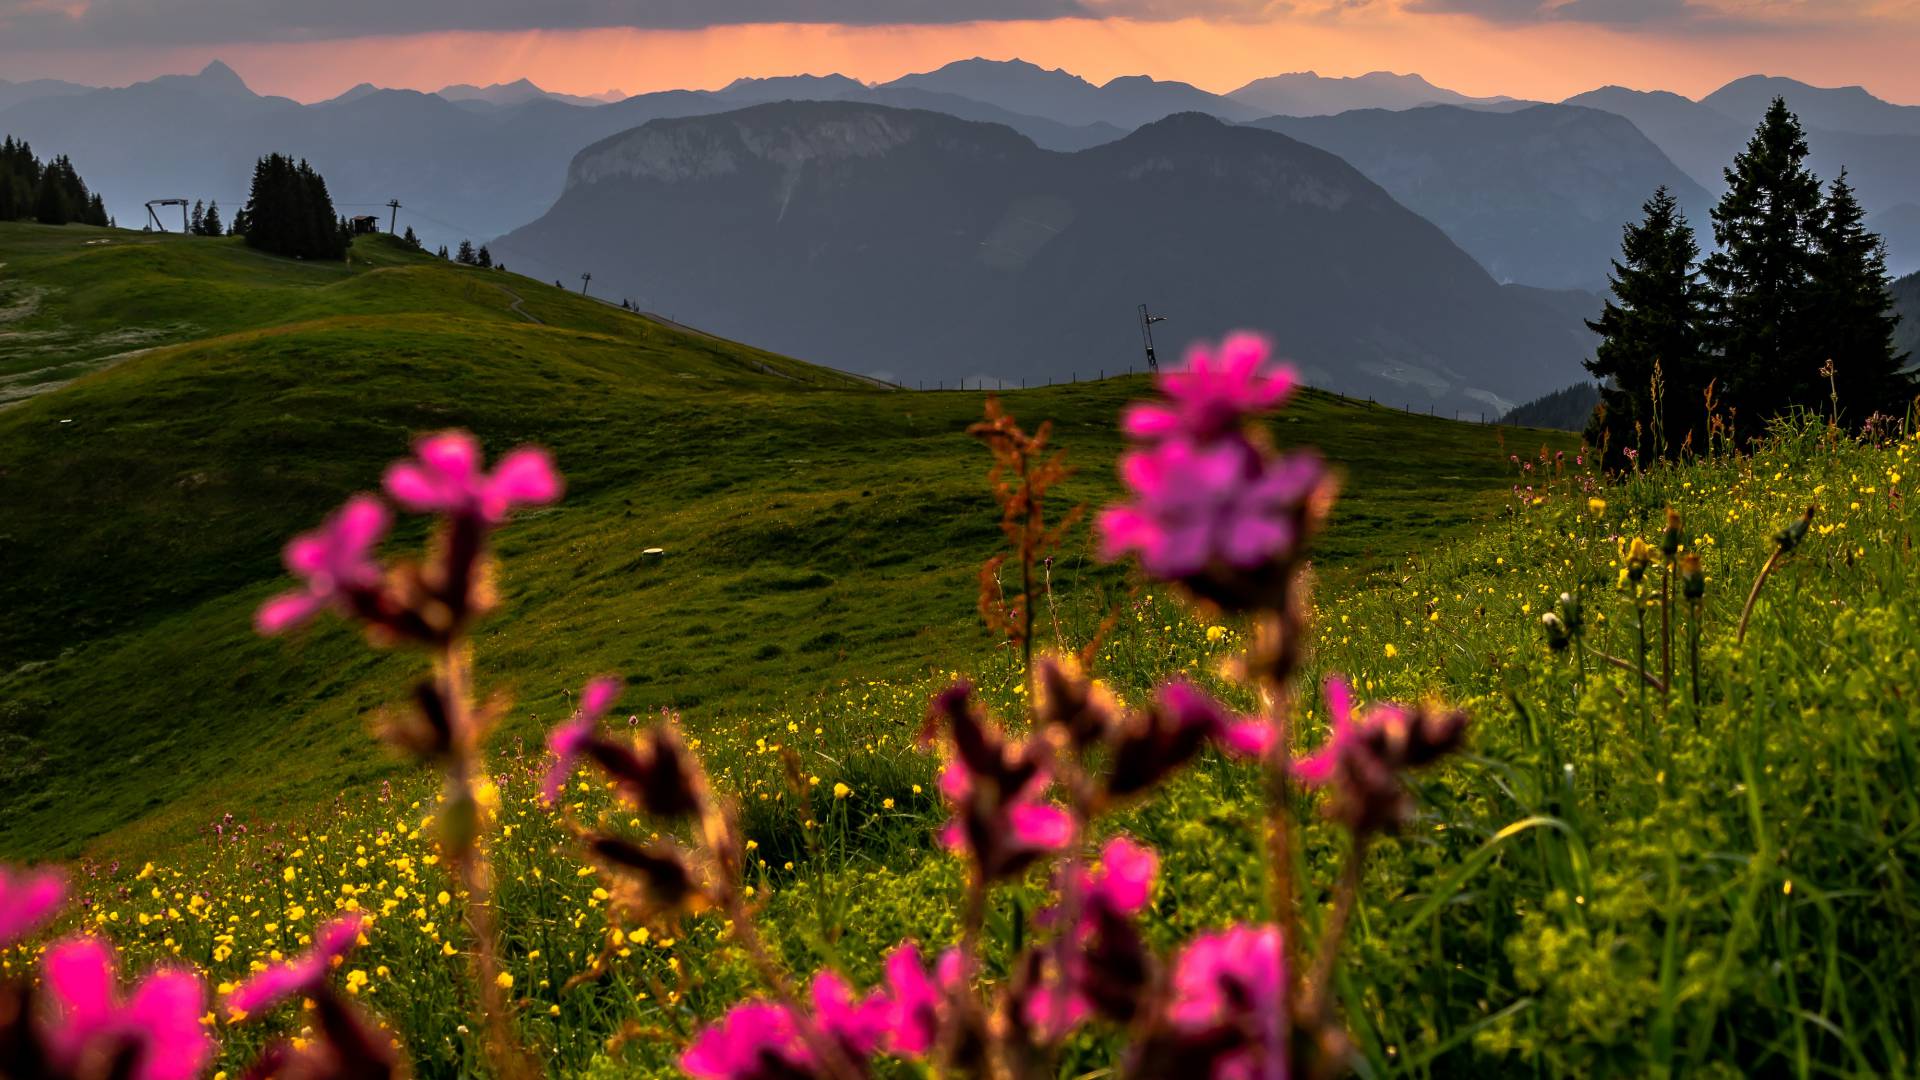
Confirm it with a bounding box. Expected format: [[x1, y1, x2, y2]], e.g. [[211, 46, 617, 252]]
[[1661, 507, 1683, 558], [1679, 553, 1705, 601], [1775, 504, 1816, 553]]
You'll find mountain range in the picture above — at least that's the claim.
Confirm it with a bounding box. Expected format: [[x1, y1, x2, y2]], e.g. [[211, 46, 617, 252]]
[[1228, 71, 1515, 116], [1250, 103, 1709, 290], [2, 59, 1914, 395], [496, 103, 1594, 412]]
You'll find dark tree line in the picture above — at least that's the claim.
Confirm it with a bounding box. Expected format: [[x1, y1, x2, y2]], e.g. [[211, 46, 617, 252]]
[[1587, 99, 1912, 462], [236, 153, 349, 261], [1, 137, 109, 226], [187, 199, 226, 236]]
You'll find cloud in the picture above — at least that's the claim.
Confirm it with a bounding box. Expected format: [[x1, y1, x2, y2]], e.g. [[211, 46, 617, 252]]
[[0, 1, 1091, 48], [1405, 0, 1820, 29]]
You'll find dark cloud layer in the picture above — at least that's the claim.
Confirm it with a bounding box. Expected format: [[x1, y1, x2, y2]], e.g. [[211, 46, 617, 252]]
[[7, 0, 1097, 48], [1405, 0, 1743, 28]]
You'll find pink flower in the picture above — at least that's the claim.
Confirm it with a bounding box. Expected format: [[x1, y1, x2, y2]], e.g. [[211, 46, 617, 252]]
[[936, 759, 1074, 878], [1165, 924, 1288, 1080], [1292, 678, 1468, 835], [0, 864, 65, 947], [926, 682, 1072, 881], [1098, 438, 1323, 580], [383, 430, 562, 524], [39, 936, 212, 1080], [1123, 333, 1296, 443], [681, 971, 887, 1079], [540, 676, 622, 805], [227, 911, 365, 1017], [880, 943, 964, 1058], [255, 495, 389, 634], [1084, 836, 1156, 916], [1106, 681, 1273, 799]]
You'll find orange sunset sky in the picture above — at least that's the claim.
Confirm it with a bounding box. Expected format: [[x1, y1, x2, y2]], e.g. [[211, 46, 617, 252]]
[[2, 3, 1918, 104]]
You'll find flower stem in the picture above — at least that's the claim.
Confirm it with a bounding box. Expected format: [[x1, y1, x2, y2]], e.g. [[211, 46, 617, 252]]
[[1305, 835, 1368, 1024], [1736, 548, 1785, 644], [438, 645, 534, 1080]]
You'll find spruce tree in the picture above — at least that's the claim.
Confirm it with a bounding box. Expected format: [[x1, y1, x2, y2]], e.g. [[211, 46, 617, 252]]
[[1702, 98, 1827, 430], [1585, 186, 1709, 462], [402, 225, 420, 250], [1805, 171, 1914, 419], [477, 245, 493, 269], [202, 200, 222, 237], [190, 199, 205, 235], [456, 239, 475, 265]]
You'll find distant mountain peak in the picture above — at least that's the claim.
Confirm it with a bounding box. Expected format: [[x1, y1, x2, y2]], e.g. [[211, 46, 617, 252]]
[[197, 60, 246, 88]]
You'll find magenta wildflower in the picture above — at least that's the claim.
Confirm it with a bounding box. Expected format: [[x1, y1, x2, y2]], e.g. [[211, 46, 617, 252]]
[[1084, 836, 1157, 916], [540, 676, 622, 805], [0, 864, 64, 947], [255, 495, 389, 635], [681, 971, 887, 1079], [226, 911, 365, 1017], [1293, 677, 1468, 835], [383, 430, 562, 524], [38, 936, 212, 1080], [1105, 681, 1272, 799], [925, 682, 1073, 881], [1122, 332, 1297, 443], [1098, 438, 1323, 581], [880, 943, 964, 1058], [1162, 924, 1288, 1080]]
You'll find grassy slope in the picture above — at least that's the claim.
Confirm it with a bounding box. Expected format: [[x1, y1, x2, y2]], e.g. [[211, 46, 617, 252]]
[[0, 222, 1564, 859], [22, 424, 1917, 1079]]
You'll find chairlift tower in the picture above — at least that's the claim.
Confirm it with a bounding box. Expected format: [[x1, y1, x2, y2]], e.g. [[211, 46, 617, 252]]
[[145, 199, 189, 233], [1138, 304, 1167, 373], [580, 272, 592, 296]]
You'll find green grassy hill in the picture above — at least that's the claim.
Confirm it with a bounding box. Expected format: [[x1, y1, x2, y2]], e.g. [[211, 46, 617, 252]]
[[0, 222, 1559, 859]]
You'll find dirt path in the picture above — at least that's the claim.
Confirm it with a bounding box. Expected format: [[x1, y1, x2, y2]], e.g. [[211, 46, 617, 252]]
[[494, 285, 544, 324]]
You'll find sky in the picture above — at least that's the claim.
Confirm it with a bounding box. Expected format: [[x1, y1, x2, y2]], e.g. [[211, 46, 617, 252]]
[[2, 0, 1918, 105]]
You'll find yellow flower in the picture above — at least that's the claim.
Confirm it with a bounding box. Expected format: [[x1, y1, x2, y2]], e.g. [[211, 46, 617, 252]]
[[436, 891, 451, 906], [495, 972, 514, 990], [1383, 643, 1399, 658], [283, 867, 297, 883], [1205, 625, 1227, 643], [1587, 497, 1607, 516], [832, 783, 851, 800]]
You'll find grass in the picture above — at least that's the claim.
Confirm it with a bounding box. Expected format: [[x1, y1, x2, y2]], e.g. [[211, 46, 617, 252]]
[[10, 418, 1915, 1079], [4, 222, 1916, 1078], [0, 221, 1558, 860]]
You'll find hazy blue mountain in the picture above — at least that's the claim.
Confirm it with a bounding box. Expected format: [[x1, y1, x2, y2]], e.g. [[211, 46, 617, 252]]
[[1895, 272, 1920, 363], [880, 57, 1263, 128], [1702, 75, 1920, 137], [496, 103, 1593, 411], [0, 77, 96, 112], [1228, 71, 1509, 116], [1563, 82, 1920, 272], [436, 78, 622, 108], [717, 74, 867, 102], [851, 86, 1125, 150], [1561, 86, 1744, 188], [0, 63, 1120, 253], [1250, 104, 1709, 290], [1871, 205, 1920, 278]]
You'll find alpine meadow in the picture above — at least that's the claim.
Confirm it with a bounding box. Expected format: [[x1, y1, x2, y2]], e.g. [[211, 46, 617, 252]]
[[3, 9, 1920, 1080]]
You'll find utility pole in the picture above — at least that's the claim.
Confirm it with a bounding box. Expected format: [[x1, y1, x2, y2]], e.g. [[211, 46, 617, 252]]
[[387, 199, 402, 234], [579, 273, 592, 296], [1138, 304, 1167, 373]]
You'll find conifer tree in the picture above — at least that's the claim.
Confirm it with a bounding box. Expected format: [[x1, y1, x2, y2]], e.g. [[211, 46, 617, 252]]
[[1702, 98, 1827, 429], [1585, 186, 1709, 462], [456, 239, 476, 265], [436, 245, 450, 260], [477, 245, 493, 269], [402, 225, 420, 250], [190, 199, 205, 235], [239, 153, 348, 260], [202, 200, 223, 237], [1805, 171, 1914, 419]]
